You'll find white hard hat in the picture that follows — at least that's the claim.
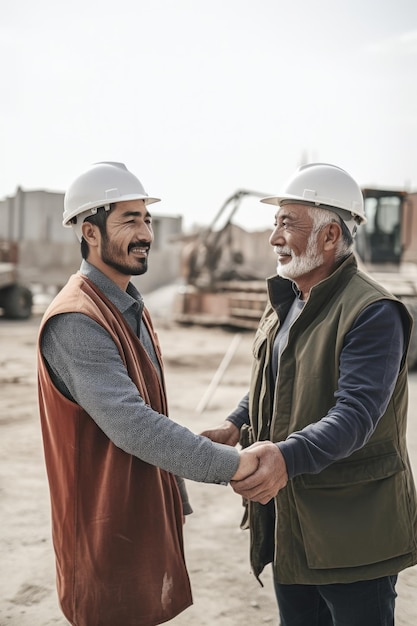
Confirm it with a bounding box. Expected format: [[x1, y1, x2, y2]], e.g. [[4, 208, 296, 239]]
[[63, 162, 160, 241], [261, 163, 366, 236]]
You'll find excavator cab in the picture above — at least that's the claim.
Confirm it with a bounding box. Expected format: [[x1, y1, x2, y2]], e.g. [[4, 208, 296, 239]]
[[355, 189, 407, 265]]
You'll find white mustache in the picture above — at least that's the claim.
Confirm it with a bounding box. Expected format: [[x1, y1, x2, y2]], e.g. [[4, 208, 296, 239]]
[[274, 246, 293, 256]]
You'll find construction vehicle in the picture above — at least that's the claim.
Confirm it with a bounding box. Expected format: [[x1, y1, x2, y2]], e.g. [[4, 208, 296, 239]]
[[355, 188, 417, 368], [173, 187, 417, 369], [0, 241, 33, 319], [173, 190, 275, 329]]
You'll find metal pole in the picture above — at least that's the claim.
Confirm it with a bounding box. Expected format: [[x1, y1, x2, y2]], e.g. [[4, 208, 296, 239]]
[[196, 333, 242, 413]]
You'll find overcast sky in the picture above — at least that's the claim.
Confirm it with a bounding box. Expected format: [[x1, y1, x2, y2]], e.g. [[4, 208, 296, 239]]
[[1, 0, 417, 230]]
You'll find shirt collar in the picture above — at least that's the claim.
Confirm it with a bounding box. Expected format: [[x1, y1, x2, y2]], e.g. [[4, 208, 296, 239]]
[[79, 260, 144, 315], [291, 282, 303, 300]]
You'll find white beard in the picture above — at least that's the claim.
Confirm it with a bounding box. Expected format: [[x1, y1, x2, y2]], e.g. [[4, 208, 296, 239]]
[[276, 231, 324, 280]]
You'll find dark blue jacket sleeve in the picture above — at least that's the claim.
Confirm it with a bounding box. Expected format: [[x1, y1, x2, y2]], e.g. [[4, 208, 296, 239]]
[[277, 300, 407, 478], [227, 393, 250, 429]]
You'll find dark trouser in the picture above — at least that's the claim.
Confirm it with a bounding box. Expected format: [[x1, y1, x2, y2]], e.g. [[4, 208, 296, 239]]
[[274, 575, 398, 626]]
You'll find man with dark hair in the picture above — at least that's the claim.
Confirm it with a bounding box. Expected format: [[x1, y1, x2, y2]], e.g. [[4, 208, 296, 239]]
[[38, 162, 259, 626]]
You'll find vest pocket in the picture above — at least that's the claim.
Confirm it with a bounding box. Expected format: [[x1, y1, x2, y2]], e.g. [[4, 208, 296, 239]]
[[292, 447, 412, 569]]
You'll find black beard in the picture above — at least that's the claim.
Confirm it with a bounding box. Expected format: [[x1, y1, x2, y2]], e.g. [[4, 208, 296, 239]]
[[102, 256, 149, 276], [101, 236, 150, 276]]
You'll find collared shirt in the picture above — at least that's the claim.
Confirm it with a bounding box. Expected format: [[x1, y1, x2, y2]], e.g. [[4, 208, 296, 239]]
[[41, 260, 239, 487], [271, 295, 305, 381]]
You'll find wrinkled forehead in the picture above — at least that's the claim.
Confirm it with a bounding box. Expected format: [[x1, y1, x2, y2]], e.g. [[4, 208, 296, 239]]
[[113, 198, 147, 211], [109, 199, 149, 217], [275, 202, 314, 221]]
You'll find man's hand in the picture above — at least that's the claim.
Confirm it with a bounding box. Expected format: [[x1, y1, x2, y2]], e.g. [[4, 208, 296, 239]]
[[200, 421, 240, 447], [231, 441, 288, 504], [231, 447, 260, 481]]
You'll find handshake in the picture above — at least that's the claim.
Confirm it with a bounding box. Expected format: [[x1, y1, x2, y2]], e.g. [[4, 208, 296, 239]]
[[200, 421, 288, 504]]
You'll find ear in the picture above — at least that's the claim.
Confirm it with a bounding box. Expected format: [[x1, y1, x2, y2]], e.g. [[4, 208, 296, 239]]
[[323, 222, 342, 251], [81, 221, 100, 248]]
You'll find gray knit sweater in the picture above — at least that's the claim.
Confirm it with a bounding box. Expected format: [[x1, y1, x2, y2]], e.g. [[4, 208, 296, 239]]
[[41, 261, 239, 498]]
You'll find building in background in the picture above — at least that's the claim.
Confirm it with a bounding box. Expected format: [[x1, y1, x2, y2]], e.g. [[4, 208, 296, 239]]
[[0, 187, 184, 295]]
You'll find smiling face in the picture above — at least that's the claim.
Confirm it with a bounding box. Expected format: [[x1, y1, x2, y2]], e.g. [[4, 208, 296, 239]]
[[269, 203, 341, 299], [82, 199, 154, 290], [270, 203, 323, 276]]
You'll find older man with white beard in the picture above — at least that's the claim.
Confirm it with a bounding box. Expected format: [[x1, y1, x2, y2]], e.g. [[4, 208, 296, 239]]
[[201, 163, 417, 626]]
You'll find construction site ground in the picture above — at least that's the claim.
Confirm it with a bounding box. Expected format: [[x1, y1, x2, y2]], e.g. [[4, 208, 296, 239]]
[[1, 306, 417, 625]]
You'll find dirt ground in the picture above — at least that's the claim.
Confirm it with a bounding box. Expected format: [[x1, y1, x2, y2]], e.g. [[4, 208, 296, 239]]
[[1, 307, 417, 626]]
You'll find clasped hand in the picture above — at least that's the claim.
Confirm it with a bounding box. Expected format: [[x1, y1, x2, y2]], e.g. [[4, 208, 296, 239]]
[[200, 421, 288, 504], [232, 442, 288, 504]]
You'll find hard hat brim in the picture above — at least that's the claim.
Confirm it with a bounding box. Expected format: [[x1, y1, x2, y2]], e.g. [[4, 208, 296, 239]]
[[63, 195, 161, 227], [260, 194, 367, 225]]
